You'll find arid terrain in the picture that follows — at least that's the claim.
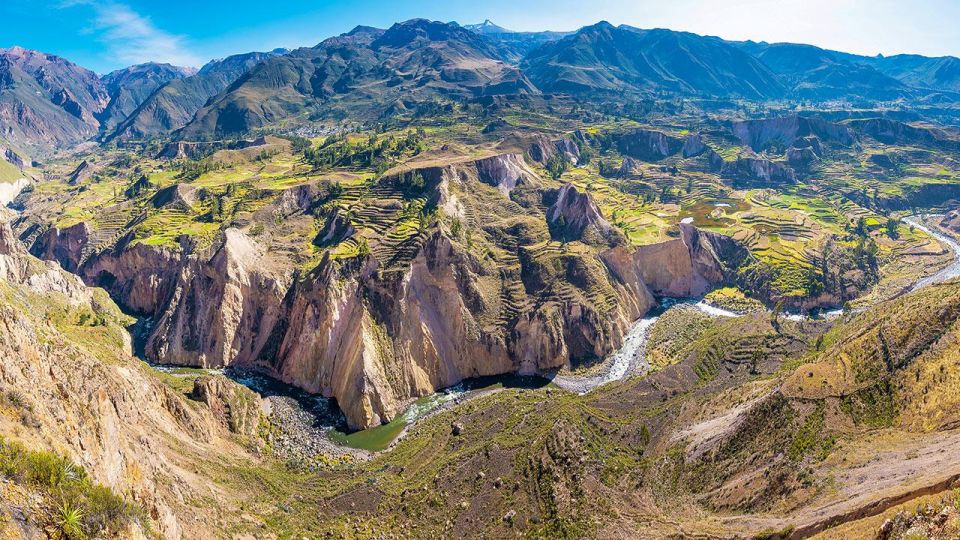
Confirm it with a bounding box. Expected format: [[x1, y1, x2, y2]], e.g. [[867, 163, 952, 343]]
[[2, 14, 960, 539]]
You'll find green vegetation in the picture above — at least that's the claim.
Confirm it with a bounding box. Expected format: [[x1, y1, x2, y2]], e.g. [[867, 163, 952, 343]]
[[0, 437, 145, 538], [0, 159, 23, 183]]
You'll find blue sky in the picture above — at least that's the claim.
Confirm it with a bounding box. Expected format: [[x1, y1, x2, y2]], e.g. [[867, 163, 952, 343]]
[[3, 0, 959, 73]]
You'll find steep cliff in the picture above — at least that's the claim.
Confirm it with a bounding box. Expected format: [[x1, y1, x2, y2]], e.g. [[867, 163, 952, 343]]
[[545, 183, 616, 244], [603, 224, 750, 297], [146, 229, 292, 368], [30, 221, 90, 273], [617, 129, 684, 161], [732, 115, 855, 152], [528, 135, 581, 165], [722, 153, 797, 185], [21, 161, 755, 430], [0, 219, 264, 538], [474, 153, 541, 195]]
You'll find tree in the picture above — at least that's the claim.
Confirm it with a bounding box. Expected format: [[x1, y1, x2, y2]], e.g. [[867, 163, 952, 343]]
[[356, 237, 371, 258], [771, 299, 785, 332], [417, 208, 436, 233], [546, 154, 568, 180], [854, 217, 868, 238], [886, 217, 900, 239]]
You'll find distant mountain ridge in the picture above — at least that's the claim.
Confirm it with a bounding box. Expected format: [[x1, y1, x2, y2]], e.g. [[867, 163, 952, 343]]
[[2, 19, 960, 151], [177, 19, 537, 139], [107, 50, 284, 142], [99, 63, 196, 131], [0, 46, 109, 154], [520, 22, 786, 99], [463, 19, 572, 59]]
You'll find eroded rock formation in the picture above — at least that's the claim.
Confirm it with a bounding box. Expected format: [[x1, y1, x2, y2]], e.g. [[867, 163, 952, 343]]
[[545, 183, 615, 243], [617, 128, 684, 161], [23, 163, 754, 430], [733, 115, 855, 151], [722, 153, 797, 185], [0, 218, 258, 538]]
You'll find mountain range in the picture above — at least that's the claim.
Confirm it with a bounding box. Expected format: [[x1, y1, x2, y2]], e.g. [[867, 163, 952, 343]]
[[2, 19, 960, 156]]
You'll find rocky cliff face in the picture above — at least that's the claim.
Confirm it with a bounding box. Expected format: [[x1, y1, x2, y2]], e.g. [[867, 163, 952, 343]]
[[846, 118, 952, 148], [146, 229, 292, 369], [942, 210, 960, 233], [23, 166, 754, 430], [732, 115, 855, 151], [529, 135, 581, 165], [722, 153, 797, 185], [617, 129, 684, 161], [604, 224, 750, 297], [0, 218, 264, 539], [545, 183, 615, 243], [474, 153, 541, 195], [30, 221, 90, 272], [2, 146, 27, 169]]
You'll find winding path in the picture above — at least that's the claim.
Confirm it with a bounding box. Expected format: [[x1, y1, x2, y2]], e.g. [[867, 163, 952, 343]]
[[552, 215, 960, 393]]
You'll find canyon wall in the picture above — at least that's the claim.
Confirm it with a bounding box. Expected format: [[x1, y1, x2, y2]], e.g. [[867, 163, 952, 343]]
[[20, 158, 750, 430]]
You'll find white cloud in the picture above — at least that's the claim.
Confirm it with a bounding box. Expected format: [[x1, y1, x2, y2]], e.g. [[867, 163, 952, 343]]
[[65, 1, 201, 68]]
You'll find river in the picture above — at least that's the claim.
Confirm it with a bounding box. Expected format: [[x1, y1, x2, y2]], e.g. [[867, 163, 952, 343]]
[[141, 216, 960, 450], [903, 215, 960, 291], [553, 214, 960, 393]]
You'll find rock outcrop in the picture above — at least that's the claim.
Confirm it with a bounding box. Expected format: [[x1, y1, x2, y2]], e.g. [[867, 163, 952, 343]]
[[786, 135, 824, 168], [732, 116, 855, 151], [681, 134, 709, 157], [67, 160, 93, 184], [722, 153, 797, 185], [941, 210, 960, 234], [0, 177, 29, 206], [617, 129, 684, 161], [156, 141, 220, 160], [315, 210, 356, 247], [29, 221, 91, 272], [545, 183, 614, 244], [846, 118, 953, 148], [146, 228, 292, 369], [474, 153, 540, 195], [190, 375, 263, 438], [151, 183, 197, 211], [603, 224, 750, 298], [1, 146, 27, 170], [616, 157, 644, 178], [82, 238, 184, 316], [529, 135, 580, 165]]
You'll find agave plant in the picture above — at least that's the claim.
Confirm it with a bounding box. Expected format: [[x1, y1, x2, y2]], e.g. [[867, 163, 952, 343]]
[[56, 500, 85, 539]]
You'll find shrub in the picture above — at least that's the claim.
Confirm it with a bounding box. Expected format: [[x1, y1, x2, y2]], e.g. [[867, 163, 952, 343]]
[[0, 437, 145, 537]]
